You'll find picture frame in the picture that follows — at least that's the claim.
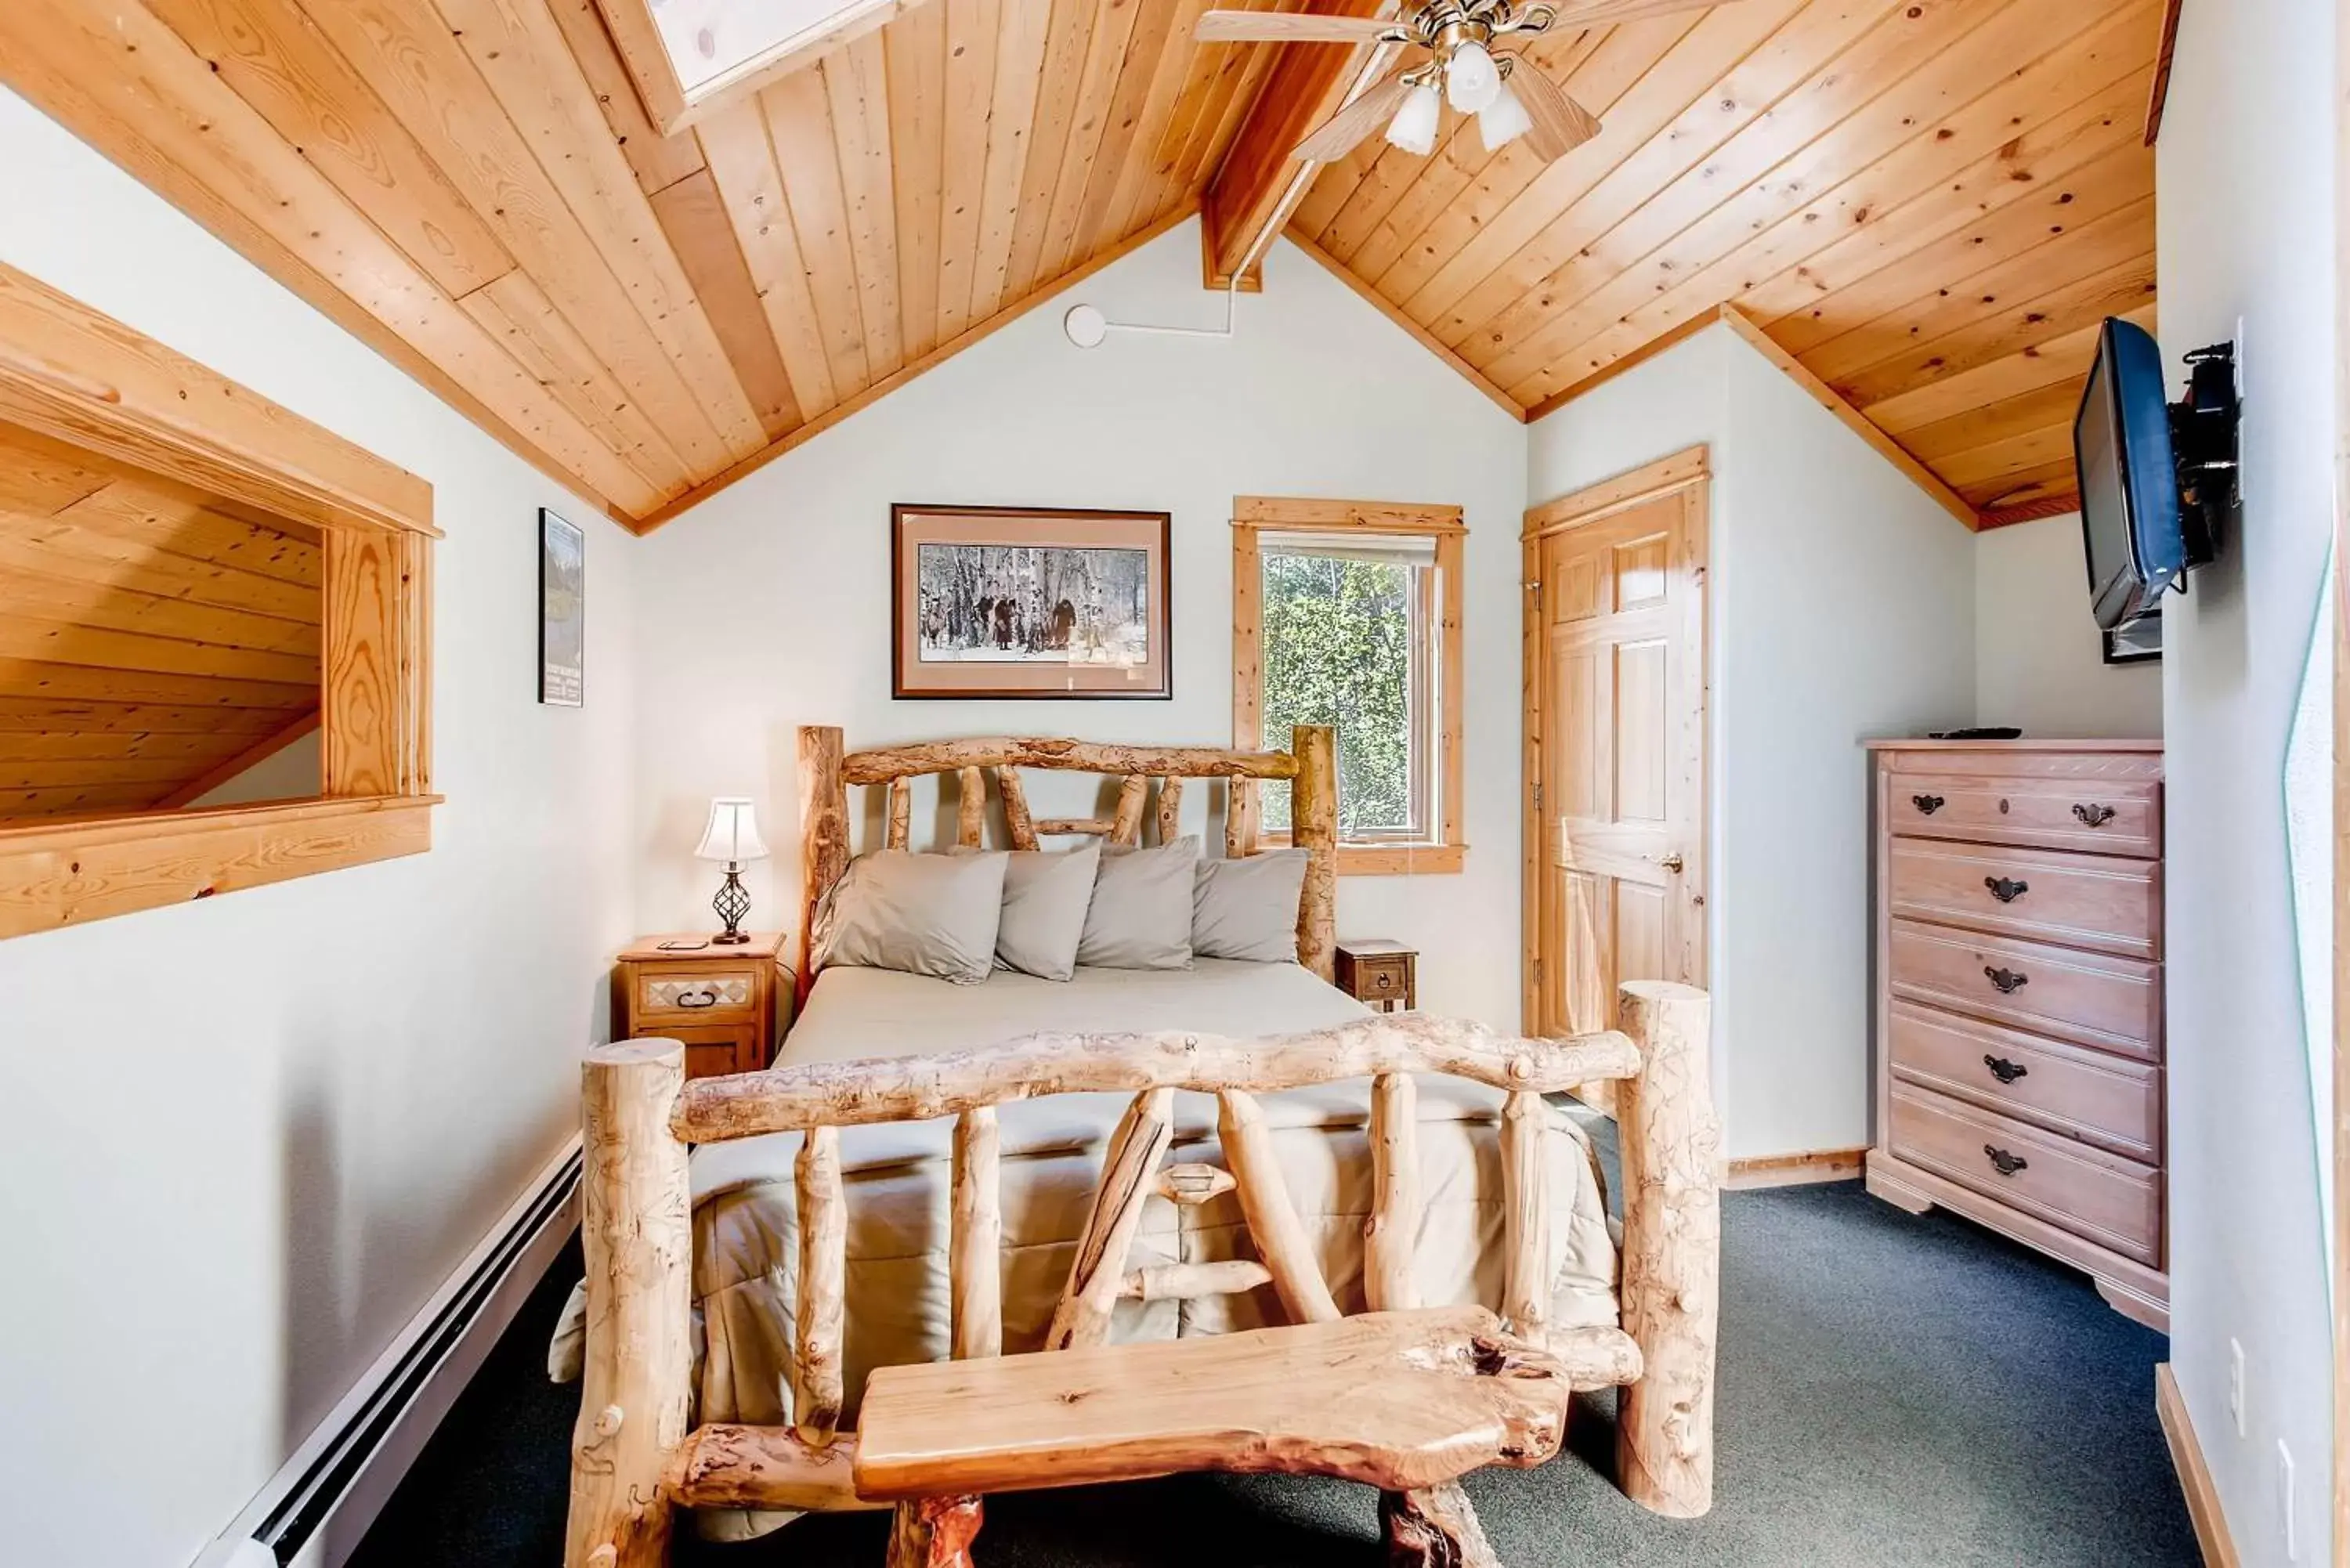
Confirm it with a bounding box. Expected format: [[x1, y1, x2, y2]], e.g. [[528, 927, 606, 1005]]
[[891, 504, 1173, 700], [540, 507, 584, 706]]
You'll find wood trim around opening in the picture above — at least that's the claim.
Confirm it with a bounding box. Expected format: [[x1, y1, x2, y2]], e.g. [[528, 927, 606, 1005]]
[[1231, 497, 1466, 876], [2156, 1364, 2241, 1568], [0, 259, 436, 941]]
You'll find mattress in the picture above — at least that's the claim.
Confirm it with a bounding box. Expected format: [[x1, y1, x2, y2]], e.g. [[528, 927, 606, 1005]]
[[573, 960, 1619, 1537]]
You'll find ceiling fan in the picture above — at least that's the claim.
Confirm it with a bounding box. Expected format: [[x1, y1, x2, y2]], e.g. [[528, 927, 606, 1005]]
[[1195, 1, 1719, 163]]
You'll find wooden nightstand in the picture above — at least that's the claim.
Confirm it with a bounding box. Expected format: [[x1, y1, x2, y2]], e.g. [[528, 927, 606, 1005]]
[[614, 932, 786, 1080], [1335, 939, 1417, 1013]]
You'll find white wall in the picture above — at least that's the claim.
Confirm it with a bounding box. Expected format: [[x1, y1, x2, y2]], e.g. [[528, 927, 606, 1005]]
[[2155, 0, 2337, 1560], [631, 218, 1531, 1024], [1526, 322, 1980, 1161], [0, 89, 642, 1568], [1975, 514, 2164, 737]]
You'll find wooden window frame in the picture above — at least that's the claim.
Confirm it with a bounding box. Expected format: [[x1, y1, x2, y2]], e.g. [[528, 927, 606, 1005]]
[[0, 261, 438, 940], [591, 0, 933, 136], [1231, 497, 1466, 876]]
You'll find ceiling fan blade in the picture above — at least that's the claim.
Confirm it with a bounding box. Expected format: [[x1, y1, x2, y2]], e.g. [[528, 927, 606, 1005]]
[[1506, 62, 1602, 161], [1545, 0, 1725, 25], [1291, 72, 1415, 163], [1195, 9, 1397, 43]]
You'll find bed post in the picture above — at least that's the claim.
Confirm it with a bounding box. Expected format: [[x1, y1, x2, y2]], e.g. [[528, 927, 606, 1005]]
[[798, 725, 849, 1005], [1613, 979, 1719, 1519], [1290, 723, 1338, 981], [567, 1041, 693, 1568]]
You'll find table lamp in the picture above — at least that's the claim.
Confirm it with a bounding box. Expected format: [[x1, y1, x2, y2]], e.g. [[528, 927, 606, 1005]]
[[694, 797, 768, 945]]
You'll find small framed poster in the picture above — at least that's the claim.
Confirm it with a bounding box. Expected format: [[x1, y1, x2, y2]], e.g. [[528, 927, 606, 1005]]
[[891, 504, 1172, 700], [540, 508, 584, 706]]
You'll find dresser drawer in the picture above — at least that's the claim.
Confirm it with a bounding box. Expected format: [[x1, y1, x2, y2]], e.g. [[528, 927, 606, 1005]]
[[1889, 1002, 2160, 1162], [635, 963, 761, 1023], [1889, 920, 2160, 1060], [1888, 839, 2160, 960], [1888, 772, 2160, 858], [1888, 1084, 2160, 1265]]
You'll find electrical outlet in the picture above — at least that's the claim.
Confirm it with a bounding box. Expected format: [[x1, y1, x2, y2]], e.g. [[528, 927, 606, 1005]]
[[2277, 1440, 2297, 1561], [2229, 1339, 2247, 1436]]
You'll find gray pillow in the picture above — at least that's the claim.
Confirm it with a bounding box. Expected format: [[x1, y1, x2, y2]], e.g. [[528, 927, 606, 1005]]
[[1078, 836, 1198, 970], [995, 840, 1101, 981], [815, 850, 1008, 984], [1192, 848, 1309, 963]]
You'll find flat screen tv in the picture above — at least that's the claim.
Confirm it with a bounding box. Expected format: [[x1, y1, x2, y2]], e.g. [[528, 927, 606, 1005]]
[[2074, 317, 2185, 631]]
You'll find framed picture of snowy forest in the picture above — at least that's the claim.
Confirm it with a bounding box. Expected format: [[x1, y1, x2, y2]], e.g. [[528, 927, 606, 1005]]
[[891, 504, 1172, 700]]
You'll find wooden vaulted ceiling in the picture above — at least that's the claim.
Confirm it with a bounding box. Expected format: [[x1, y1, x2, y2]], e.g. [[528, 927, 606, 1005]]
[[0, 0, 2164, 533]]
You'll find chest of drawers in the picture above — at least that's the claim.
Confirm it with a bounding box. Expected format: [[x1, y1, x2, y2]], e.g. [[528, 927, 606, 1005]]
[[1864, 740, 2167, 1330]]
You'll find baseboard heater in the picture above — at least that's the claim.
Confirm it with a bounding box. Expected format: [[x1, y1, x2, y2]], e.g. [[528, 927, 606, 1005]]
[[193, 1138, 582, 1568]]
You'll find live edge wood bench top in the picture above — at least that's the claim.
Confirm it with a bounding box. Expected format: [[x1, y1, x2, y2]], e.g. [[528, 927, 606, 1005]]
[[849, 1306, 1589, 1501]]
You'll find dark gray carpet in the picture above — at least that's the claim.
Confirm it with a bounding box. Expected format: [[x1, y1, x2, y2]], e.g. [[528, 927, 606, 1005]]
[[355, 1167, 2194, 1566]]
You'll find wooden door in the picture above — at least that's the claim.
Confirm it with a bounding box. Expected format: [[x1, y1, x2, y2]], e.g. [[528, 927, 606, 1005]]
[[1524, 451, 1709, 1063]]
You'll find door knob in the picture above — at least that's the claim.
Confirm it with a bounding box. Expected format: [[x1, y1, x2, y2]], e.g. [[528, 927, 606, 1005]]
[[1658, 853, 1684, 873]]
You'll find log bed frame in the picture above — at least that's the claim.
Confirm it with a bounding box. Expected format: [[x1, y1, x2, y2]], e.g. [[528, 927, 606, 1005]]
[[566, 725, 1721, 1567]]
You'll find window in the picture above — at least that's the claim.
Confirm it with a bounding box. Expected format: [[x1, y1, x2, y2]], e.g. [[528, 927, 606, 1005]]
[[1232, 498, 1464, 875]]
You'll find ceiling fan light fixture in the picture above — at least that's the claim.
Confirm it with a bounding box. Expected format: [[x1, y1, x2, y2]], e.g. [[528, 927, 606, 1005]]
[[1478, 81, 1534, 152], [1385, 79, 1441, 156], [1445, 38, 1502, 114]]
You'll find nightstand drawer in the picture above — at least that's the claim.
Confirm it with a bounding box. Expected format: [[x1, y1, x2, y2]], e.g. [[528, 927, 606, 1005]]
[[637, 965, 761, 1021], [1357, 959, 1409, 999]]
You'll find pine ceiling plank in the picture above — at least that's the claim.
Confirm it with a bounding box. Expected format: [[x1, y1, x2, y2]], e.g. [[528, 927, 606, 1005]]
[[1831, 255, 2157, 410], [886, 0, 949, 361], [0, 615, 320, 685], [1862, 306, 2145, 435], [1290, 132, 1386, 241], [0, 782, 182, 818], [0, 427, 115, 518], [1068, 0, 1177, 263], [458, 272, 699, 498], [824, 33, 909, 375], [1962, 457, 2076, 512], [545, 0, 707, 196], [648, 169, 803, 439], [0, 726, 279, 761], [1504, 0, 2158, 406], [1153, 0, 1278, 202], [1446, 0, 1897, 366], [143, 0, 515, 300], [933, 0, 1003, 342], [0, 0, 661, 521], [0, 755, 233, 788], [1383, 13, 1712, 319], [1801, 193, 2155, 385], [697, 101, 841, 418], [429, 0, 767, 461], [0, 697, 294, 734], [1099, 0, 1217, 245], [0, 569, 321, 658], [1932, 418, 2077, 490], [1897, 379, 2088, 465], [0, 658, 317, 710], [1755, 138, 2154, 356], [761, 69, 877, 399], [1173, 9, 1296, 199], [277, 0, 726, 493], [967, 0, 1054, 320], [1005, 0, 1104, 298], [55, 482, 323, 590], [0, 516, 322, 623]]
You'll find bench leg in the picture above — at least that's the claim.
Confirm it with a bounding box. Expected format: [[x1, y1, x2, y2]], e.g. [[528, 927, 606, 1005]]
[[1381, 1483, 1499, 1568], [888, 1496, 983, 1568]]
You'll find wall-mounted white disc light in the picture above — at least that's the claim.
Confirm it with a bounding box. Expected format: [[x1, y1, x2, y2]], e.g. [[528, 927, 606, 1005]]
[[1063, 303, 1109, 349]]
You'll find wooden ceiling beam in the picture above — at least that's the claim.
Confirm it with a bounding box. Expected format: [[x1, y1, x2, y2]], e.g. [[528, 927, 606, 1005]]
[[1201, 0, 1396, 291]]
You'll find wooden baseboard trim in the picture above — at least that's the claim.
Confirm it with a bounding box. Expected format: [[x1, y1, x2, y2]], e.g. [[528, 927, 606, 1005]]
[[1725, 1147, 1868, 1190], [2156, 1364, 2241, 1568]]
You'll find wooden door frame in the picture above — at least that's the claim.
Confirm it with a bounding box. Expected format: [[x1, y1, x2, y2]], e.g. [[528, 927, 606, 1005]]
[[1520, 444, 1712, 1038]]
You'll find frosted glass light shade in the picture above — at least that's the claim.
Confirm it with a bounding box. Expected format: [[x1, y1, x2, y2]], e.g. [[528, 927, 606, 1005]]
[[1385, 81, 1441, 156], [1478, 82, 1533, 152], [1446, 40, 1502, 113], [694, 797, 770, 863]]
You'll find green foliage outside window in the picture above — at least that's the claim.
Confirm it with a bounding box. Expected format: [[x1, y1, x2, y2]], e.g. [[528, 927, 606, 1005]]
[[1260, 551, 1419, 836]]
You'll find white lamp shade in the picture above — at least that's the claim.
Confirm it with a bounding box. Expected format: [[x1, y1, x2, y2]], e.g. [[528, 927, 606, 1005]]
[[1385, 81, 1441, 156], [1478, 82, 1533, 153], [1446, 39, 1502, 113], [694, 797, 769, 863]]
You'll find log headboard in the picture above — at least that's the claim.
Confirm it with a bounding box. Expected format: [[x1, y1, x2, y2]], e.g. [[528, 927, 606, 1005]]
[[796, 724, 1339, 989]]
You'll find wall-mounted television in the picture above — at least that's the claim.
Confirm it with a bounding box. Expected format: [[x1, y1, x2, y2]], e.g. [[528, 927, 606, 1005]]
[[2073, 317, 2236, 634]]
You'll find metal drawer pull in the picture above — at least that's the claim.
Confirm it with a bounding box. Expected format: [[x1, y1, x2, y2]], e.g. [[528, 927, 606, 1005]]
[[1983, 1144, 2029, 1177], [674, 988, 719, 1009], [1911, 793, 1945, 815], [1984, 876, 2028, 904], [1983, 966, 2028, 995], [2072, 802, 2117, 828], [1983, 1055, 2029, 1085]]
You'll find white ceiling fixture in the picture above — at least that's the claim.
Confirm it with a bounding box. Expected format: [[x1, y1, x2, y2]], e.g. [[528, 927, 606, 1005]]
[[1195, 1, 1723, 164]]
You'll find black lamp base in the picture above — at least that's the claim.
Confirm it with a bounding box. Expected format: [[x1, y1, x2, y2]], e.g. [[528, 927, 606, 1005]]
[[711, 864, 752, 944]]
